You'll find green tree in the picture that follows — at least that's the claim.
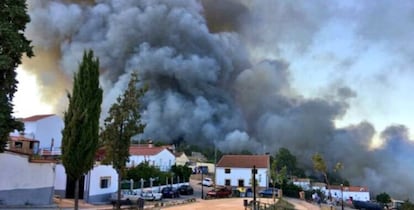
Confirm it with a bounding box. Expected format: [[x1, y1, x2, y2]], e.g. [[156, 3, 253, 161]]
[[61, 50, 102, 210], [312, 153, 331, 200], [125, 162, 165, 187], [376, 192, 391, 205], [0, 0, 33, 152], [171, 164, 192, 182], [100, 72, 146, 209], [274, 148, 296, 172], [312, 153, 344, 201]]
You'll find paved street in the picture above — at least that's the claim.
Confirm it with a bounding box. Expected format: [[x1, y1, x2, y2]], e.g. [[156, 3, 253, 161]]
[[49, 176, 342, 210]]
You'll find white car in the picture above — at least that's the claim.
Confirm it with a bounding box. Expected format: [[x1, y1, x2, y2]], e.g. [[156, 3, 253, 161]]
[[110, 189, 140, 204], [202, 178, 213, 187], [140, 190, 163, 201]]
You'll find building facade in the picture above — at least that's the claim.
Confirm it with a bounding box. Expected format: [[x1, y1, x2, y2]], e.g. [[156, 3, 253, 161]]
[[54, 163, 118, 204], [10, 114, 64, 155], [128, 144, 175, 171], [215, 155, 270, 188]]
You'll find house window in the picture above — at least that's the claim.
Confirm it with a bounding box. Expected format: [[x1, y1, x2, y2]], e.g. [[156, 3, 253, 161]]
[[238, 179, 244, 187], [14, 142, 23, 148], [225, 179, 231, 186], [225, 168, 231, 174], [100, 176, 111, 189]]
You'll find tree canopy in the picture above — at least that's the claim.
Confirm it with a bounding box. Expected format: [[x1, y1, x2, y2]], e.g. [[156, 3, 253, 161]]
[[171, 164, 192, 182], [273, 147, 304, 177], [312, 152, 327, 176], [61, 50, 102, 210], [100, 72, 145, 209], [0, 0, 33, 152], [376, 192, 391, 204], [101, 72, 146, 171]]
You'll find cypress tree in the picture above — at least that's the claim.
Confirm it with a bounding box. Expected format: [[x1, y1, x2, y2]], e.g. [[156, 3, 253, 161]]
[[101, 72, 146, 209], [62, 50, 102, 210], [0, 0, 33, 151]]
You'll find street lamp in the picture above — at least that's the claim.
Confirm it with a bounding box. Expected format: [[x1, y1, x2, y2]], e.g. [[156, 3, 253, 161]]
[[341, 184, 344, 210]]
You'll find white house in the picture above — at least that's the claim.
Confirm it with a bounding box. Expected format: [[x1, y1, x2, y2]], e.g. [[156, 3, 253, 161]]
[[215, 155, 270, 188], [292, 178, 311, 190], [0, 151, 55, 206], [54, 163, 118, 204], [10, 114, 64, 155], [327, 185, 370, 202], [311, 182, 327, 191], [127, 144, 175, 171]]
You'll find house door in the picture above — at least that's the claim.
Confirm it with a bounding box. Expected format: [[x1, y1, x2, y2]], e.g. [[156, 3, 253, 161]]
[[238, 179, 245, 187], [66, 175, 85, 199]]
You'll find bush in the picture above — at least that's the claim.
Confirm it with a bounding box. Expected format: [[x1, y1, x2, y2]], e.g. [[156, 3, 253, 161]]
[[281, 183, 302, 198]]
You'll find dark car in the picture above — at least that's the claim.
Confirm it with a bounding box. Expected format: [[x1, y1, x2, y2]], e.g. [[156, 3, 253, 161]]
[[161, 187, 180, 198], [352, 200, 382, 210], [178, 185, 194, 195], [206, 187, 232, 198], [259, 188, 278, 198]]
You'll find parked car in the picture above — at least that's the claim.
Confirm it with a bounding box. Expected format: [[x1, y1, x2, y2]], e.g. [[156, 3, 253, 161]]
[[140, 189, 163, 201], [206, 187, 232, 198], [178, 185, 194, 195], [258, 188, 278, 198], [110, 189, 139, 205], [161, 187, 180, 198], [352, 200, 382, 210], [202, 178, 213, 187]]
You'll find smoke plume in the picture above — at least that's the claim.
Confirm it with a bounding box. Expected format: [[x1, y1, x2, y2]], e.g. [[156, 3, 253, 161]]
[[23, 0, 414, 200]]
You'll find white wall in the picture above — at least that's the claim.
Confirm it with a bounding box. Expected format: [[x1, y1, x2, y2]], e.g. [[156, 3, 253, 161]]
[[128, 149, 175, 171], [0, 152, 55, 190], [216, 167, 268, 188], [35, 115, 63, 149], [196, 162, 215, 173], [88, 165, 118, 196], [55, 163, 119, 203], [293, 181, 311, 190], [0, 152, 55, 205], [54, 164, 66, 191], [323, 188, 370, 202], [11, 115, 64, 149]]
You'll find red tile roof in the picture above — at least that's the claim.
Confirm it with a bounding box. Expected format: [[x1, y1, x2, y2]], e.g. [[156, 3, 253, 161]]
[[22, 114, 54, 122], [129, 146, 165, 156], [216, 155, 270, 168], [9, 136, 39, 142]]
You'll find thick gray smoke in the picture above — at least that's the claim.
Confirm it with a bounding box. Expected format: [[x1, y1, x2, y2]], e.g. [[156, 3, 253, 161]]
[[23, 0, 414, 200]]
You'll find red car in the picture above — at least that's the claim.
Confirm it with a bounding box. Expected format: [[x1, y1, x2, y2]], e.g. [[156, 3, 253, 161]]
[[206, 187, 232, 198]]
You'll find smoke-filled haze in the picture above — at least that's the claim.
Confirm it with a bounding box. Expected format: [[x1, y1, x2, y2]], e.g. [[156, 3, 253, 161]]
[[14, 0, 414, 200]]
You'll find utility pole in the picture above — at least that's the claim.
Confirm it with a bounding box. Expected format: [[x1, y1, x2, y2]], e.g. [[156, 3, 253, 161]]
[[201, 171, 204, 199], [341, 184, 344, 210], [214, 140, 217, 190], [252, 165, 257, 210]]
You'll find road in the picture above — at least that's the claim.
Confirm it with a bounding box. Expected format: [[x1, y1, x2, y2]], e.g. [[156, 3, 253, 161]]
[[50, 176, 332, 210]]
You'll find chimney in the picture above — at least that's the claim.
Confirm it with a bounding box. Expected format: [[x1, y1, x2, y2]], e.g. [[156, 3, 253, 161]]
[[148, 140, 153, 148]]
